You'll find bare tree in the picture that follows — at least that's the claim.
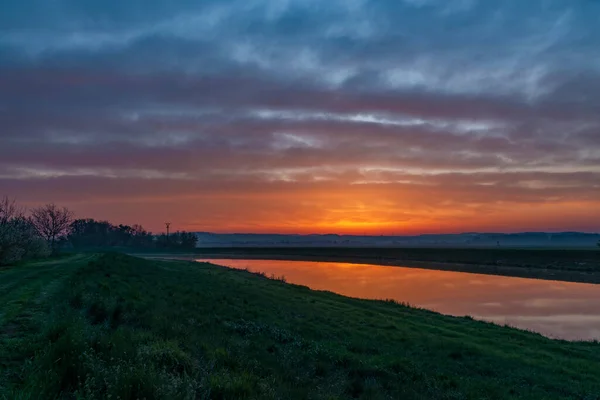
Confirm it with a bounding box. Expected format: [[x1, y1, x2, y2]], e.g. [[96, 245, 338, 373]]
[[0, 196, 24, 226], [0, 197, 50, 265], [30, 203, 74, 252]]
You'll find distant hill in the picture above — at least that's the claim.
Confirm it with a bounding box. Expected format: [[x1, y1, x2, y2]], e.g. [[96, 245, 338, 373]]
[[193, 232, 600, 248]]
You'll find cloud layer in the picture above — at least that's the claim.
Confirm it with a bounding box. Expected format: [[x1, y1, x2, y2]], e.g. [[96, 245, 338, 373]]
[[1, 0, 599, 233]]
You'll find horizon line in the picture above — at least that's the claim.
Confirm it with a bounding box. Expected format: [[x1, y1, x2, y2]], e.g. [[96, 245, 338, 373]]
[[190, 231, 600, 237]]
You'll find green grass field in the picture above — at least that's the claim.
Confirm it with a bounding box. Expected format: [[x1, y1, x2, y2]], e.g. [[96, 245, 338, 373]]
[[191, 247, 600, 271], [1, 253, 600, 399], [189, 247, 600, 284]]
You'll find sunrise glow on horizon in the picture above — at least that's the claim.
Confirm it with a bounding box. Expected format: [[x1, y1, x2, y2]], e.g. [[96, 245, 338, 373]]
[[2, 1, 600, 234]]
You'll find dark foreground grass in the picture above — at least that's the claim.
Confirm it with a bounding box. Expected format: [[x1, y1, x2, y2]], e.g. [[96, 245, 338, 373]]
[[1, 253, 600, 399]]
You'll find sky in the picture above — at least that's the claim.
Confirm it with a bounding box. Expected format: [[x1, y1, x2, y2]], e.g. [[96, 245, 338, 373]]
[[1, 0, 599, 234]]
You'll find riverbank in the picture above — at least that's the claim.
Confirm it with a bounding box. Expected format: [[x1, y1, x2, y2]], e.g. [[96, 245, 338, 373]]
[[138, 246, 600, 284], [2, 253, 600, 399]]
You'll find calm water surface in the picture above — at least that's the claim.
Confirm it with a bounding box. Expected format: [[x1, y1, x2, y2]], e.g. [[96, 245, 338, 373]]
[[196, 258, 600, 341]]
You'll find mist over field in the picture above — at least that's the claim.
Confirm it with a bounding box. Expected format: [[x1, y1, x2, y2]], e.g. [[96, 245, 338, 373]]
[[194, 231, 600, 248]]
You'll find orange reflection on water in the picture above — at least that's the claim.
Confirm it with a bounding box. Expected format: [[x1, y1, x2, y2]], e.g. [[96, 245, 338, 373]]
[[197, 258, 600, 341]]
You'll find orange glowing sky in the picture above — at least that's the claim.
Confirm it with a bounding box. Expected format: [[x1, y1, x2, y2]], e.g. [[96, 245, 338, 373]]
[[10, 177, 598, 234], [2, 1, 600, 234]]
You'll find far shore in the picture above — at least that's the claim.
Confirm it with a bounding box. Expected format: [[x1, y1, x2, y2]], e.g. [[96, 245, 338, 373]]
[[135, 249, 600, 285]]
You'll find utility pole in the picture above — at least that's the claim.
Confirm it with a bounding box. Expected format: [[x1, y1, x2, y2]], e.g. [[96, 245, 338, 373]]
[[165, 222, 171, 243]]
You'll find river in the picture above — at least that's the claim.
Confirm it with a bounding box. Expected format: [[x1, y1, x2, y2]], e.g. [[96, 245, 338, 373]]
[[196, 258, 600, 341]]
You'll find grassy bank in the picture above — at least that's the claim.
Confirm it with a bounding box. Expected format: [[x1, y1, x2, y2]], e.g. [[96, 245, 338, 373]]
[[189, 247, 600, 284], [1, 254, 600, 399]]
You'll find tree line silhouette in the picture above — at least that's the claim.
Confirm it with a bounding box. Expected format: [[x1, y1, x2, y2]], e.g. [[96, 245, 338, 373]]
[[0, 196, 197, 266]]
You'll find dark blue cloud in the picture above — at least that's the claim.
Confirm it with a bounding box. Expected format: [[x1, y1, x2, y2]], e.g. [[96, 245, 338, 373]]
[[2, 0, 599, 104]]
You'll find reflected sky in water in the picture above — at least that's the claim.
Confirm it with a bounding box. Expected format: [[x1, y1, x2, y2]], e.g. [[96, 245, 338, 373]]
[[196, 259, 600, 341]]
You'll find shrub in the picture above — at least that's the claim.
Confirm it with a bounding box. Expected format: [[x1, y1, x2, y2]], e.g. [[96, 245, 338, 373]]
[[0, 197, 51, 265], [0, 218, 47, 265]]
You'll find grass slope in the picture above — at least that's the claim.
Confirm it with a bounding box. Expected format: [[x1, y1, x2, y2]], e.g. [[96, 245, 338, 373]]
[[1, 253, 599, 399]]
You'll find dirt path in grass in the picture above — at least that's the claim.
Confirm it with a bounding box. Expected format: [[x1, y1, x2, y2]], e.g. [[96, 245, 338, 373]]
[[0, 254, 95, 326]]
